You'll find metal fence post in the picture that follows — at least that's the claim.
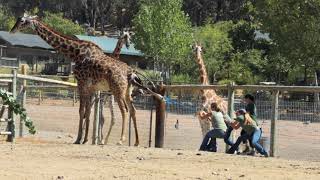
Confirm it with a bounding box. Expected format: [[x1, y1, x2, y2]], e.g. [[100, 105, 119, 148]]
[[226, 82, 235, 151], [7, 68, 17, 142], [155, 84, 166, 148], [270, 90, 279, 157], [20, 65, 27, 137], [92, 91, 100, 145]]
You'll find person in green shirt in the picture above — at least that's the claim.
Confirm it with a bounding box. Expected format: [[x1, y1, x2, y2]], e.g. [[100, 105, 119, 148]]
[[227, 109, 268, 157], [240, 94, 258, 154], [199, 102, 228, 152]]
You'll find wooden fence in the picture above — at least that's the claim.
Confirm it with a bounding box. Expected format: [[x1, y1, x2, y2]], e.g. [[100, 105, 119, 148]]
[[1, 68, 320, 157]]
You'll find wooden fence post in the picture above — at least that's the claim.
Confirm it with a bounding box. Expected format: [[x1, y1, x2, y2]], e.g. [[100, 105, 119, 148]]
[[155, 84, 166, 148], [92, 91, 100, 145], [20, 65, 27, 137], [148, 98, 154, 148], [38, 90, 42, 105], [7, 68, 17, 142], [72, 89, 76, 106], [226, 82, 235, 151], [270, 90, 279, 157]]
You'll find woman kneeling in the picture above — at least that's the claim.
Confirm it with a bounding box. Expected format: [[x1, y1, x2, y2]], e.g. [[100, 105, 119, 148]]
[[199, 102, 228, 152]]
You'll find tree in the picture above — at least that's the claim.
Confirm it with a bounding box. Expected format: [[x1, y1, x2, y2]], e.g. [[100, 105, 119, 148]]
[[195, 21, 233, 83], [0, 5, 15, 31], [132, 0, 193, 70], [256, 0, 320, 84], [42, 12, 85, 35]]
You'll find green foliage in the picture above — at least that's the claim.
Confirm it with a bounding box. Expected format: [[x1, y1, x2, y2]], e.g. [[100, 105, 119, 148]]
[[0, 89, 36, 134], [194, 21, 266, 84], [170, 73, 196, 84], [195, 21, 233, 81], [42, 11, 85, 36], [133, 0, 193, 65], [256, 0, 320, 77], [140, 70, 163, 81], [0, 5, 15, 31]]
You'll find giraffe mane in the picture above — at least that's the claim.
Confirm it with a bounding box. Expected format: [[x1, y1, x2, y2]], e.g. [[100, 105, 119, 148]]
[[36, 20, 103, 51]]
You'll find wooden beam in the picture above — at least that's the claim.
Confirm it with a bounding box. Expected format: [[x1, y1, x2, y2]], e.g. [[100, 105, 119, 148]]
[[0, 79, 12, 83], [17, 74, 77, 87], [164, 84, 320, 93]]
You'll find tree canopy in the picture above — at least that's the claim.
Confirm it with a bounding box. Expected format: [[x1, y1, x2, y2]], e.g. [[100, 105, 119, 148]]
[[133, 0, 193, 66]]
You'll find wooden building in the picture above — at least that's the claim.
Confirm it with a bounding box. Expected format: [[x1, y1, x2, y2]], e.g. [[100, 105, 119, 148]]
[[0, 31, 146, 75]]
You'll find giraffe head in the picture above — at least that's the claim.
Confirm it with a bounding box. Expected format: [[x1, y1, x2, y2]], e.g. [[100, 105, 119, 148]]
[[120, 31, 131, 48], [10, 13, 38, 33], [192, 42, 204, 58]]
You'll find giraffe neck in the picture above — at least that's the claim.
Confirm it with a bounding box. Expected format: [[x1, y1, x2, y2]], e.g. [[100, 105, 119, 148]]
[[195, 52, 217, 100], [112, 37, 125, 59], [196, 53, 209, 85], [32, 20, 87, 61]]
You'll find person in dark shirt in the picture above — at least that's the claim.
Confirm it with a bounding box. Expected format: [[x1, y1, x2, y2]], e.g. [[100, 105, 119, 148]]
[[241, 94, 258, 154]]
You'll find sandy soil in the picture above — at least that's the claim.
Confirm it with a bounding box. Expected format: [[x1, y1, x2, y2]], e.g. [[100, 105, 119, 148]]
[[20, 99, 320, 162], [0, 139, 320, 180]]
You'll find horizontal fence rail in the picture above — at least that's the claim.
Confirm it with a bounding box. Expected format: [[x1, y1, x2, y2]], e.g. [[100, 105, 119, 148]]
[[165, 84, 320, 93]]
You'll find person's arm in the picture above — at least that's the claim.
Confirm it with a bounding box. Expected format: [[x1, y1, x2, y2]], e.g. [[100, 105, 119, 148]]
[[230, 120, 240, 129], [199, 111, 212, 120]]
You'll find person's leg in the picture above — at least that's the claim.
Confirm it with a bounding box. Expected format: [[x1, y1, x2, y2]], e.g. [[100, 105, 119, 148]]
[[251, 128, 268, 157], [227, 133, 250, 154], [224, 125, 234, 146], [240, 129, 251, 153], [207, 129, 225, 152], [199, 129, 214, 151]]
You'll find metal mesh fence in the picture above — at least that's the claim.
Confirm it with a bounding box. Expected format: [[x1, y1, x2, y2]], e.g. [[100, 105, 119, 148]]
[[163, 89, 320, 161], [2, 82, 320, 161]]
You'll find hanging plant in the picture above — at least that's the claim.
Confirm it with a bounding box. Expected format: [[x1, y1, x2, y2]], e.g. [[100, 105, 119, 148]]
[[0, 89, 36, 134]]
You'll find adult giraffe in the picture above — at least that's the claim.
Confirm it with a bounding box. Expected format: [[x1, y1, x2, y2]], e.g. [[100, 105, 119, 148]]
[[10, 14, 164, 146], [193, 43, 229, 137]]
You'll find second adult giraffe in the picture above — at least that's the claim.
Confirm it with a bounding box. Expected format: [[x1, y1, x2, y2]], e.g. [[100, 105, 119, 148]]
[[193, 43, 228, 137], [10, 14, 164, 146]]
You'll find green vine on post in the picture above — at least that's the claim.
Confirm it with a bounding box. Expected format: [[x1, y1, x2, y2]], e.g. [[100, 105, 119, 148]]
[[0, 89, 36, 134]]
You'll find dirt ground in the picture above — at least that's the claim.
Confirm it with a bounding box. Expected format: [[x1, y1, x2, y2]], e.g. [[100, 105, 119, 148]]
[[0, 98, 320, 179], [20, 99, 320, 162], [0, 139, 320, 180]]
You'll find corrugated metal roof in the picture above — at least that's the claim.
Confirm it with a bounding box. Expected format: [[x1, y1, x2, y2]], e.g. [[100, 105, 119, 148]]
[[0, 31, 144, 57], [0, 31, 53, 49], [76, 35, 144, 57]]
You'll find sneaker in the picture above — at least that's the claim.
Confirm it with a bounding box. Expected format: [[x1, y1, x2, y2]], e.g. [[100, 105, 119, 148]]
[[247, 149, 256, 156], [263, 152, 269, 158]]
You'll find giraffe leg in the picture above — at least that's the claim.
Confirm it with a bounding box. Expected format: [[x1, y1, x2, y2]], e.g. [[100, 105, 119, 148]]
[[74, 94, 85, 144], [126, 95, 139, 146], [104, 94, 116, 145], [98, 94, 106, 145], [117, 97, 128, 145], [83, 95, 93, 144]]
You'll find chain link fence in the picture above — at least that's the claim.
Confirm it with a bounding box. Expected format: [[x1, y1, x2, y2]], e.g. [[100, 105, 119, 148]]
[[1, 78, 320, 161]]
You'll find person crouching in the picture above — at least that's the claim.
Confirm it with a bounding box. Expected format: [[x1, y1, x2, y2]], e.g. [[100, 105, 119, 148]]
[[199, 102, 228, 152]]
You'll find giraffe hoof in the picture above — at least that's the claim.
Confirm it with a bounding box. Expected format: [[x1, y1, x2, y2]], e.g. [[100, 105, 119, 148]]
[[117, 141, 123, 145], [82, 140, 88, 144], [74, 140, 81, 144], [134, 142, 139, 147]]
